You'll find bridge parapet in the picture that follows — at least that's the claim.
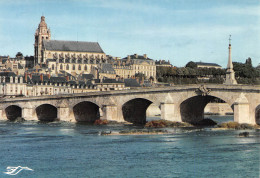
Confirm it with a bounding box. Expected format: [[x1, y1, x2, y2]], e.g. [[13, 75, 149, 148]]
[[0, 84, 259, 124]]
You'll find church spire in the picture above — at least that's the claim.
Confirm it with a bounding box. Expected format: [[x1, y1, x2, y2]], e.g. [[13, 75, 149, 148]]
[[224, 35, 237, 85], [34, 16, 51, 65]]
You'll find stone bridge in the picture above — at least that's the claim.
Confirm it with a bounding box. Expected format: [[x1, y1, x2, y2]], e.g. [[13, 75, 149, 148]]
[[0, 84, 259, 125]]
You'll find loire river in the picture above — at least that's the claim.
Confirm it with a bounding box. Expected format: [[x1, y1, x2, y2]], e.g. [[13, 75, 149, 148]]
[[0, 116, 259, 178]]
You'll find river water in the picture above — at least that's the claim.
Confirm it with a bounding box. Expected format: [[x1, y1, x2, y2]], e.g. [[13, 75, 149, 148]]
[[0, 116, 259, 178]]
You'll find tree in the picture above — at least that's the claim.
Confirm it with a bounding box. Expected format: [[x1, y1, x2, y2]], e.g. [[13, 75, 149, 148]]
[[135, 73, 146, 79], [185, 61, 197, 68], [16, 52, 23, 59], [245, 57, 252, 66]]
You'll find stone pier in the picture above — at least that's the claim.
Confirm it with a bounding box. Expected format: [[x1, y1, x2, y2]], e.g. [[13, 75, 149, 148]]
[[161, 103, 181, 122]]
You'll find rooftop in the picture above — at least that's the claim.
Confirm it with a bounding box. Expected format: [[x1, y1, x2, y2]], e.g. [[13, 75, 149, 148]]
[[122, 54, 153, 61], [43, 40, 104, 53], [195, 62, 221, 67]]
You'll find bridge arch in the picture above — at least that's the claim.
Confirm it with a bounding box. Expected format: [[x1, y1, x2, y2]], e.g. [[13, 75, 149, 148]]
[[255, 104, 260, 125], [122, 98, 153, 124], [73, 101, 100, 122], [36, 104, 58, 121], [180, 94, 233, 124], [5, 105, 22, 121]]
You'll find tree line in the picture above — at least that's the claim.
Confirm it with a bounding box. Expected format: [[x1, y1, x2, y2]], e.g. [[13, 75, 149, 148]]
[[156, 58, 260, 85]]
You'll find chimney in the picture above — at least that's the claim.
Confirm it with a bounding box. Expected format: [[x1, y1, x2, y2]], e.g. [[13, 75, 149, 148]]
[[48, 74, 51, 79], [40, 74, 43, 82], [66, 75, 69, 81], [143, 54, 147, 59]]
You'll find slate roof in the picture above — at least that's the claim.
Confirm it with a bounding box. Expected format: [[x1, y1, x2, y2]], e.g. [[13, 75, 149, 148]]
[[43, 40, 104, 53], [94, 78, 123, 84], [122, 54, 153, 60], [1, 59, 7, 64], [103, 78, 123, 83], [123, 79, 141, 87], [0, 72, 17, 77], [195, 62, 221, 67], [81, 74, 94, 80], [29, 75, 67, 84], [99, 63, 116, 74]]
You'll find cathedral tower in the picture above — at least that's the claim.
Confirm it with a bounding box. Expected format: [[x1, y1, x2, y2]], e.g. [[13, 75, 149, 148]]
[[34, 16, 51, 64], [224, 35, 237, 85]]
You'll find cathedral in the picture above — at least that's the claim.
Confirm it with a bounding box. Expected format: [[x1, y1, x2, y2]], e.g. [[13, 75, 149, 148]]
[[34, 16, 107, 76], [34, 16, 156, 80]]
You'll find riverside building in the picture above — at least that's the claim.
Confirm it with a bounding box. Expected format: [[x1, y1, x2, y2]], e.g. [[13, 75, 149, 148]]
[[0, 72, 126, 97], [113, 54, 156, 79]]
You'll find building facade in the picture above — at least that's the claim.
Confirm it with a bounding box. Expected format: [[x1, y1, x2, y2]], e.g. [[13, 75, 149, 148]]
[[0, 73, 126, 97], [195, 62, 222, 69], [113, 54, 156, 79]]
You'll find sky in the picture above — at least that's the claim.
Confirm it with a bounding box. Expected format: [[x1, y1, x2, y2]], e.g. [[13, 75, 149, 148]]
[[0, 0, 259, 67]]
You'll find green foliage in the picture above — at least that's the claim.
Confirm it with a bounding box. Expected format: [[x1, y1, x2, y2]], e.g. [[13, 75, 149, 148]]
[[135, 73, 146, 79], [156, 58, 260, 85], [16, 52, 23, 59], [233, 60, 260, 84], [218, 122, 259, 129], [185, 61, 197, 68]]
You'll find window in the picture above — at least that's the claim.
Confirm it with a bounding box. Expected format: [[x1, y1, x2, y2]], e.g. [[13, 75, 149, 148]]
[[73, 65, 75, 70], [84, 65, 87, 71], [66, 58, 70, 63], [60, 64, 63, 70], [52, 64, 55, 70], [78, 65, 81, 70], [66, 64, 69, 70]]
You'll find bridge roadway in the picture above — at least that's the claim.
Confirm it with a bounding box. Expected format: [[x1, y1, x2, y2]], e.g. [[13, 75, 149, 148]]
[[0, 84, 259, 125]]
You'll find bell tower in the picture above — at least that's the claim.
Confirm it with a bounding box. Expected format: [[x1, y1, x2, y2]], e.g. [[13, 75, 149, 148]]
[[224, 35, 237, 85], [34, 16, 51, 65]]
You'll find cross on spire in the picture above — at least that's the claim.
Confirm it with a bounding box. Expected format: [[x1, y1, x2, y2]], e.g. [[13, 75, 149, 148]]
[[229, 35, 231, 44]]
